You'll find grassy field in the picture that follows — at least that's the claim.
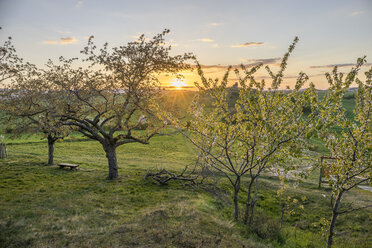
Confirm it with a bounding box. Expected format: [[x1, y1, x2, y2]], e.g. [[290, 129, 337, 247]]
[[0, 91, 371, 248], [0, 130, 371, 248]]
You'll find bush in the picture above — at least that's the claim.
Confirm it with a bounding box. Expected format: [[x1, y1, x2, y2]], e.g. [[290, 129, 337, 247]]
[[5, 127, 13, 134], [302, 105, 312, 115], [250, 212, 285, 243]]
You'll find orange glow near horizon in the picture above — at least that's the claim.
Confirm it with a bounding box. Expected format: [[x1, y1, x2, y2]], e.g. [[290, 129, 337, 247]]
[[170, 80, 187, 89]]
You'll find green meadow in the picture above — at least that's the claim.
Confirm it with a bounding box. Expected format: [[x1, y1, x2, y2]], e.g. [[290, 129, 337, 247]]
[[0, 92, 371, 248]]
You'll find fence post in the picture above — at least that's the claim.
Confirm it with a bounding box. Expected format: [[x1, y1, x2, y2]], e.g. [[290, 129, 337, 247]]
[[0, 143, 7, 159], [318, 157, 323, 189]]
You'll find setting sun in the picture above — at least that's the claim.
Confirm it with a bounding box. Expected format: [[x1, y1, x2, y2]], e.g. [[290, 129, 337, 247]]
[[170, 80, 186, 89]]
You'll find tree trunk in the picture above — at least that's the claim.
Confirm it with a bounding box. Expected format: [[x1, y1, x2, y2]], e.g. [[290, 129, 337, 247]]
[[47, 134, 56, 165], [105, 144, 118, 180], [249, 177, 259, 224], [327, 192, 343, 248], [233, 176, 241, 220], [280, 203, 285, 228], [244, 177, 255, 224]]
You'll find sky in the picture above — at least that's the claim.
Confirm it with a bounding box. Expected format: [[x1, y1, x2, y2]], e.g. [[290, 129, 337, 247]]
[[1, 0, 372, 89]]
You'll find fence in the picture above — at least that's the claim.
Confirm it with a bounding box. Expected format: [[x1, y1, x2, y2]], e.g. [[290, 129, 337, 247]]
[[318, 156, 337, 189]]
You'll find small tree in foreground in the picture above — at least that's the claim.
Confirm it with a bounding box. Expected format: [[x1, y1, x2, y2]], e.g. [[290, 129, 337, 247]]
[[181, 37, 319, 221], [319, 59, 371, 248], [46, 30, 192, 179], [0, 73, 69, 165], [0, 31, 67, 165]]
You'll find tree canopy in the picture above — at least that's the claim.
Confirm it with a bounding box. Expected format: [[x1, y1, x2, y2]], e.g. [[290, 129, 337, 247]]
[[318, 58, 371, 248], [44, 30, 193, 179], [179, 37, 319, 221]]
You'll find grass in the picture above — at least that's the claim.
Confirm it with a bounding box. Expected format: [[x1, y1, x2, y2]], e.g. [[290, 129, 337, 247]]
[[0, 91, 371, 247], [0, 133, 265, 247], [0, 131, 371, 248]]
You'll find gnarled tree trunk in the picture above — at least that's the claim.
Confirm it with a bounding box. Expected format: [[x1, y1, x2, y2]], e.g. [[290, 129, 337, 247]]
[[104, 144, 118, 180], [47, 134, 57, 165]]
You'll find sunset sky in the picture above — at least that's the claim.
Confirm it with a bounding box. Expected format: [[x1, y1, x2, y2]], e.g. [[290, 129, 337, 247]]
[[1, 0, 371, 89]]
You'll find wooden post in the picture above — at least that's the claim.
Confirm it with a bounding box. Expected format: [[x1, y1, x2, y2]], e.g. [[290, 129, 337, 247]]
[[0, 143, 7, 159], [318, 157, 323, 189]]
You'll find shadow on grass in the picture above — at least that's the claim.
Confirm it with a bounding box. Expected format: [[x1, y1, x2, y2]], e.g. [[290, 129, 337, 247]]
[[7, 137, 91, 146]]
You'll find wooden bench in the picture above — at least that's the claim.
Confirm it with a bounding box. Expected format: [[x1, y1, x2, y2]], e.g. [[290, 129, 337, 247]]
[[58, 163, 79, 170]]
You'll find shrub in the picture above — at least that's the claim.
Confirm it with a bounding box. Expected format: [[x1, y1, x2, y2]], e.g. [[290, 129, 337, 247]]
[[251, 212, 284, 243]]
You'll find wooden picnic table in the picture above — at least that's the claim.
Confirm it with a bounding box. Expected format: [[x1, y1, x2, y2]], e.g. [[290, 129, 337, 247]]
[[58, 163, 79, 170]]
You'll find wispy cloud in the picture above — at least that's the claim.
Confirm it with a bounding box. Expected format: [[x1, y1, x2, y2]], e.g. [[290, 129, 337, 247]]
[[209, 22, 222, 27], [75, 1, 83, 8], [198, 38, 214, 42], [57, 30, 71, 35], [231, 42, 264, 48], [42, 37, 78, 45], [244, 58, 281, 66], [350, 11, 363, 16], [60, 37, 77, 44], [197, 58, 281, 73], [310, 63, 372, 69], [199, 64, 228, 69], [229, 72, 324, 82], [212, 43, 219, 48], [42, 40, 58, 44]]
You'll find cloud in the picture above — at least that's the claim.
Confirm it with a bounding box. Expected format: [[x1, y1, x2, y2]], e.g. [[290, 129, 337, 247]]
[[198, 38, 214, 42], [244, 58, 281, 66], [209, 22, 222, 27], [42, 37, 78, 45], [310, 63, 372, 69], [199, 64, 228, 69], [231, 42, 264, 48], [212, 43, 219, 48], [196, 58, 281, 73], [350, 11, 363, 16], [57, 30, 71, 35], [60, 37, 77, 44], [42, 40, 58, 44], [76, 1, 83, 8], [254, 73, 325, 80], [75, 1, 83, 8]]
